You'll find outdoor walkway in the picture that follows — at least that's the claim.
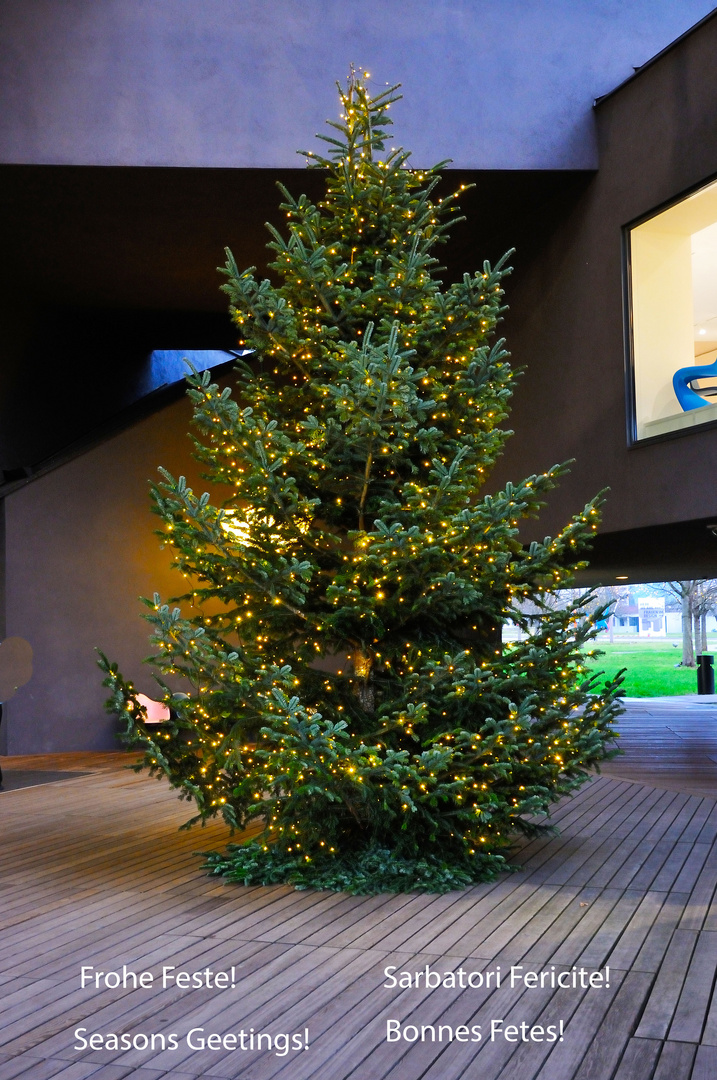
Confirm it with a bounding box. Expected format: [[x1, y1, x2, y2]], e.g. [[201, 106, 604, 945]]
[[3, 702, 717, 1079]]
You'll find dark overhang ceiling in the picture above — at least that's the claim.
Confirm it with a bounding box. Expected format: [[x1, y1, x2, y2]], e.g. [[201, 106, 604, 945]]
[[0, 163, 591, 481], [574, 519, 717, 589], [0, 164, 590, 313]]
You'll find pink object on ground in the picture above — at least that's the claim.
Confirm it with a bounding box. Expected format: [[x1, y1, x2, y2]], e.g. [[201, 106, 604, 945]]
[[136, 693, 171, 723]]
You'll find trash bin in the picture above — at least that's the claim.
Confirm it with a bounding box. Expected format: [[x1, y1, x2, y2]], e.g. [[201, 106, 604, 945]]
[[697, 653, 715, 695]]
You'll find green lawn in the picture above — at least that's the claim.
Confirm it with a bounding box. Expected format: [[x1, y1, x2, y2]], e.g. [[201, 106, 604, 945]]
[[584, 636, 716, 697]]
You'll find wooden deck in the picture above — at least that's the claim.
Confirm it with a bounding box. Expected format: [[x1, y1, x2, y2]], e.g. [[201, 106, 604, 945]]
[[3, 702, 717, 1078]]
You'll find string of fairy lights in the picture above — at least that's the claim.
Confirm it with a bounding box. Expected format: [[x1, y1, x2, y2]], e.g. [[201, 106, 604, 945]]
[[100, 73, 620, 870]]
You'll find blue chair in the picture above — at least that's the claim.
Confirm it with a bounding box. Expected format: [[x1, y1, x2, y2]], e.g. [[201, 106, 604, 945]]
[[673, 357, 717, 411]]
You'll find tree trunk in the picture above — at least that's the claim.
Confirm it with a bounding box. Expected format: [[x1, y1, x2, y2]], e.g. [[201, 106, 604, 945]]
[[682, 593, 695, 667], [352, 650, 375, 712], [701, 612, 708, 653], [608, 613, 614, 644]]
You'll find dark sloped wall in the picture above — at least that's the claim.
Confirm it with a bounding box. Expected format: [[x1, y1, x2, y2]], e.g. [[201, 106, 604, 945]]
[[3, 391, 208, 753]]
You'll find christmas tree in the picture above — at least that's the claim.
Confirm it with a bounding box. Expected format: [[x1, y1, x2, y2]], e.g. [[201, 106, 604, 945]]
[[100, 73, 621, 894]]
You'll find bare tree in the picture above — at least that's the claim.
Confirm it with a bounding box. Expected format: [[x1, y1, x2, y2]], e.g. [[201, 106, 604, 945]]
[[658, 580, 717, 667], [659, 581, 697, 667], [693, 581, 717, 653]]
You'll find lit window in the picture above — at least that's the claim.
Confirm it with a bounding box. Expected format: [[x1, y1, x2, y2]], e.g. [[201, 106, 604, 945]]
[[627, 177, 717, 441]]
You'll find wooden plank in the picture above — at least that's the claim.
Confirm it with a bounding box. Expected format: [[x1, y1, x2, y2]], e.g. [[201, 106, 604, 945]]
[[535, 785, 671, 890], [291, 893, 403, 949], [696, 802, 717, 845], [300, 893, 421, 951], [344, 888, 516, 955], [671, 843, 712, 894], [120, 945, 371, 1076], [632, 892, 690, 973], [700, 873, 717, 933], [530, 837, 622, 890], [243, 890, 352, 943], [650, 843, 694, 893], [548, 889, 623, 967], [0, 1062, 124, 1080], [695, 951, 717, 1046], [4, 720, 717, 1080], [573, 971, 654, 1080], [2, 878, 236, 967], [406, 976, 548, 1080], [89, 944, 385, 1076], [466, 886, 561, 960], [45, 929, 255, 988], [312, 963, 500, 1080], [430, 883, 550, 958], [678, 840, 717, 930], [0, 1056, 68, 1080], [576, 890, 644, 969], [498, 970, 625, 1080], [207, 966, 387, 1080], [228, 956, 471, 1080], [397, 877, 535, 957], [481, 983, 588, 1080], [517, 779, 633, 850], [518, 889, 604, 966], [663, 795, 711, 844], [578, 783, 664, 840], [394, 882, 514, 956], [5, 890, 249, 982], [176, 948, 384, 1078], [517, 779, 634, 849], [525, 791, 649, 870], [604, 891, 667, 971], [515, 783, 651, 881], [611, 1038, 662, 1080], [635, 929, 698, 1039], [166, 887, 316, 942], [692, 1044, 717, 1080], [652, 1040, 698, 1080], [347, 889, 487, 956], [600, 704, 717, 798], [25, 940, 284, 1061], [628, 839, 680, 892], [105, 943, 342, 1070], [668, 930, 717, 1042], [593, 792, 692, 890], [484, 888, 581, 966]]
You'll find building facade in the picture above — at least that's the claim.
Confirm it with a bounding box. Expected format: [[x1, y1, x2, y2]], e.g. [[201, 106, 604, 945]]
[[2, 1, 717, 752]]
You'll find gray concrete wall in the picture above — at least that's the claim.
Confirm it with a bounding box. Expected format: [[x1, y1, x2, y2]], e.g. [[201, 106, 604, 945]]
[[1, 0, 715, 171], [3, 392, 207, 754]]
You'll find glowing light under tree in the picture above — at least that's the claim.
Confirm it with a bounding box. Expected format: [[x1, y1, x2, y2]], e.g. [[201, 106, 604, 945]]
[[99, 72, 622, 894]]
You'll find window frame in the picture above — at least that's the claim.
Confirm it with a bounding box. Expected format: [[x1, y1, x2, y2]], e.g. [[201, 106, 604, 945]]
[[623, 169, 717, 448]]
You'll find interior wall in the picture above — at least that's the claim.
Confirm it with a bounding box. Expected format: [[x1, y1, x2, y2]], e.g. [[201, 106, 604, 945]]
[[3, 389, 213, 754], [631, 228, 693, 431]]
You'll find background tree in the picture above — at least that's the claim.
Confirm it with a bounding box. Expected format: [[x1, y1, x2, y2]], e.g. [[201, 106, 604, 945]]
[[692, 581, 717, 654], [659, 580, 717, 666], [101, 73, 622, 893]]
